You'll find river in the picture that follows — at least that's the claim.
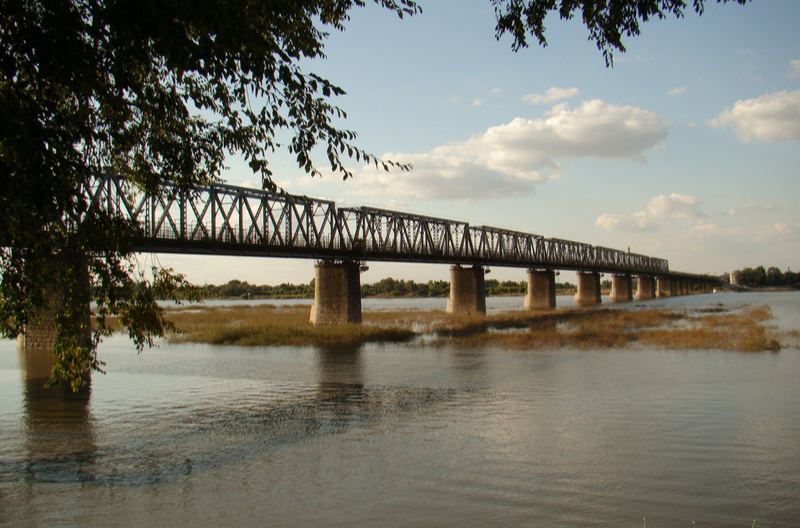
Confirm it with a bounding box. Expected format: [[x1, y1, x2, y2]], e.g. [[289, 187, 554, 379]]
[[1, 291, 799, 527]]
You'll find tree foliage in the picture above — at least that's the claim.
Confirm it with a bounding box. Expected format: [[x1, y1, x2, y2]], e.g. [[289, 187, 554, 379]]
[[492, 0, 751, 65], [734, 266, 798, 288], [203, 279, 315, 299]]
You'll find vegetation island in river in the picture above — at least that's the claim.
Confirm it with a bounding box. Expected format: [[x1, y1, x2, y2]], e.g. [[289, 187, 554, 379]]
[[165, 302, 800, 354]]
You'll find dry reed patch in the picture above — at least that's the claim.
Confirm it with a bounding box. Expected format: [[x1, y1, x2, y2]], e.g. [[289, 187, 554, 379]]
[[433, 305, 781, 352], [175, 323, 414, 347], [363, 309, 445, 332], [562, 308, 683, 334], [433, 309, 633, 349], [636, 305, 778, 352], [426, 310, 570, 341], [780, 329, 800, 349], [165, 303, 290, 329], [160, 302, 783, 352], [166, 304, 415, 347]]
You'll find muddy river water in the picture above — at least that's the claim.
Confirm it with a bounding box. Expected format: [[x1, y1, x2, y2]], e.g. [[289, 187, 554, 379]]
[[1, 291, 799, 527]]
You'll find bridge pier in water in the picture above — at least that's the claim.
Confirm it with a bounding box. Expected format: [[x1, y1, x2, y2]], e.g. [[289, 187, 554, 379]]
[[524, 269, 556, 310], [17, 252, 91, 353], [310, 260, 363, 325], [657, 277, 673, 298], [609, 274, 633, 303], [574, 271, 601, 306], [636, 276, 656, 300], [446, 265, 486, 315]]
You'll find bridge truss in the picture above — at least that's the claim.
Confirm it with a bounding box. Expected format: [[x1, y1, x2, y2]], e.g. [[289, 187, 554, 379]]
[[84, 176, 670, 275]]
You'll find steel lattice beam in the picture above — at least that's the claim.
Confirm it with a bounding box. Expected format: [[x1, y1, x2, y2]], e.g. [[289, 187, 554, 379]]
[[56, 175, 720, 281]]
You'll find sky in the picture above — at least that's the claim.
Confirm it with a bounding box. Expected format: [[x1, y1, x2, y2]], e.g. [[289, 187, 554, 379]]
[[156, 0, 800, 286]]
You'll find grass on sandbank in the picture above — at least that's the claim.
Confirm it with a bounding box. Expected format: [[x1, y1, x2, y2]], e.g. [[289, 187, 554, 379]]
[[163, 302, 795, 352], [166, 304, 414, 347], [433, 304, 783, 352]]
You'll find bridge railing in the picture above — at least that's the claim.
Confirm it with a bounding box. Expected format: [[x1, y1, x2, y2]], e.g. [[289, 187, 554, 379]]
[[78, 175, 669, 275]]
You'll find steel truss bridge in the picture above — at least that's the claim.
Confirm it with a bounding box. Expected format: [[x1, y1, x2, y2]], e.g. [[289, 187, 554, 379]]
[[81, 176, 705, 279]]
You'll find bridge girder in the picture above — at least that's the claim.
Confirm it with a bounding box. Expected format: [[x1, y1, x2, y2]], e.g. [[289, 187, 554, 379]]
[[68, 176, 724, 282]]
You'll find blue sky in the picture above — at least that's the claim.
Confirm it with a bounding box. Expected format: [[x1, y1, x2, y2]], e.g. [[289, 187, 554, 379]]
[[159, 0, 800, 286]]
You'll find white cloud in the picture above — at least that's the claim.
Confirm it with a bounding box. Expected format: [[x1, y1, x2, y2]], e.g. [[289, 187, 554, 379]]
[[743, 221, 800, 242], [471, 97, 485, 107], [667, 86, 688, 96], [688, 222, 718, 237], [768, 221, 794, 235], [709, 90, 800, 142], [596, 193, 704, 232], [726, 202, 778, 217], [789, 59, 800, 79], [347, 100, 669, 201], [595, 211, 653, 232], [523, 87, 579, 104]]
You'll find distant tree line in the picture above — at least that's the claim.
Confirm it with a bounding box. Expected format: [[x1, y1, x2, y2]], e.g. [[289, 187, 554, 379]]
[[202, 280, 314, 299], [200, 277, 578, 299], [485, 279, 576, 295], [361, 278, 450, 298], [733, 267, 798, 288]]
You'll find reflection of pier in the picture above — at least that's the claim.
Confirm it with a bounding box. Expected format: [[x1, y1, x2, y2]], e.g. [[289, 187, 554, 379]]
[[17, 347, 97, 483], [315, 346, 367, 422]]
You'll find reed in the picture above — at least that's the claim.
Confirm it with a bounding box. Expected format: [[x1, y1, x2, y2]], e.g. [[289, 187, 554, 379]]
[[427, 305, 785, 352], [166, 304, 415, 347], [161, 302, 791, 353]]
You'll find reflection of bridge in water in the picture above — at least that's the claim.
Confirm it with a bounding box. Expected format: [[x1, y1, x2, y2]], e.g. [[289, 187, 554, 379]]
[[84, 175, 718, 323], [21, 175, 721, 349]]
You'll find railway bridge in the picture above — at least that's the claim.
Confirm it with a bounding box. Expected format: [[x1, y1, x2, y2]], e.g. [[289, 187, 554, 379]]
[[19, 176, 721, 347]]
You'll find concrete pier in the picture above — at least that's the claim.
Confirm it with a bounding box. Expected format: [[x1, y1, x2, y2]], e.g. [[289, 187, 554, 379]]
[[17, 252, 91, 352], [574, 271, 601, 306], [310, 260, 362, 325], [656, 277, 673, 298], [636, 276, 656, 300], [446, 265, 486, 315], [609, 274, 633, 303], [16, 288, 62, 351], [524, 269, 556, 310]]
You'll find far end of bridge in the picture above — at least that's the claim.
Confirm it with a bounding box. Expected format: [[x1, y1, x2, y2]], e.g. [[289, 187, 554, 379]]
[[306, 259, 720, 325]]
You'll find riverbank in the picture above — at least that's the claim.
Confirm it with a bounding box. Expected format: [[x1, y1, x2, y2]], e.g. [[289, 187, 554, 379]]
[[165, 302, 798, 352]]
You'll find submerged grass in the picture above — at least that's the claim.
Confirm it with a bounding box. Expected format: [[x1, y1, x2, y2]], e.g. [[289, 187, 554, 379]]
[[163, 302, 794, 353]]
